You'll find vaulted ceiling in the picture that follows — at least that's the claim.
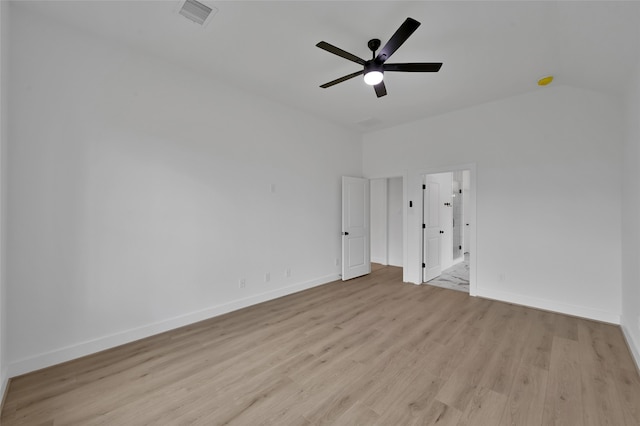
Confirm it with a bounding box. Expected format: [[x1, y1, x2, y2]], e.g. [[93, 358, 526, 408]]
[[14, 1, 640, 133]]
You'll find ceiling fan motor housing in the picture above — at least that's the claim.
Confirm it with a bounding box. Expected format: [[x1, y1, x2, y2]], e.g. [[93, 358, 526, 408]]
[[364, 60, 384, 75]]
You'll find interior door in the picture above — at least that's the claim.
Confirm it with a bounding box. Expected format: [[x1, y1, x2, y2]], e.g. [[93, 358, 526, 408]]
[[423, 180, 442, 282], [342, 176, 370, 280]]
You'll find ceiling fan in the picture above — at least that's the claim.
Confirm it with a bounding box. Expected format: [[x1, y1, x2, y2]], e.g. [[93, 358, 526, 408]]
[[316, 17, 442, 98]]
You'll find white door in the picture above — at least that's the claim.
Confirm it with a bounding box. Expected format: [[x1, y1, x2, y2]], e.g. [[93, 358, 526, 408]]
[[439, 173, 453, 270], [342, 176, 371, 280], [423, 180, 442, 282]]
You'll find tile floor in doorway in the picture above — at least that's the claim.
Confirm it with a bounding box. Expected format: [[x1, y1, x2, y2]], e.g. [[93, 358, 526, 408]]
[[426, 253, 469, 293]]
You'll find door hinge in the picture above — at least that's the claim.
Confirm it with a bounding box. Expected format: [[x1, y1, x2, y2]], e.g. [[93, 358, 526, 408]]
[[422, 184, 426, 190], [459, 189, 462, 194], [422, 224, 426, 229], [422, 263, 426, 268], [459, 245, 462, 250]]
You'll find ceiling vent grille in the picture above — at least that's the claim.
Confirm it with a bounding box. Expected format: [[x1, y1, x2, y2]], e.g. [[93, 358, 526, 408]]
[[179, 0, 214, 26]]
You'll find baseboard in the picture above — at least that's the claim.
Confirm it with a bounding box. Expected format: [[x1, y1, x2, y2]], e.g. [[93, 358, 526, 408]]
[[621, 320, 640, 375], [476, 287, 621, 324], [371, 257, 387, 265], [8, 273, 339, 377], [0, 371, 8, 413]]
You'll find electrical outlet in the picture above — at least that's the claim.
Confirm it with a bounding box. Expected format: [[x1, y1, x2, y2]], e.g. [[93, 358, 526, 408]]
[[285, 268, 291, 278], [239, 279, 246, 289], [265, 272, 270, 282]]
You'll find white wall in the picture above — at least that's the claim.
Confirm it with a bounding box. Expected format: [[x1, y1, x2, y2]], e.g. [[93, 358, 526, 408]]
[[387, 177, 403, 267], [0, 0, 9, 398], [621, 58, 640, 369], [7, 7, 362, 375], [370, 179, 387, 264], [364, 86, 623, 323]]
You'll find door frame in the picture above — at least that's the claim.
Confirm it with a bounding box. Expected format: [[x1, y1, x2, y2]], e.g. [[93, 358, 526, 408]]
[[417, 164, 477, 296], [369, 178, 389, 265], [366, 171, 410, 282]]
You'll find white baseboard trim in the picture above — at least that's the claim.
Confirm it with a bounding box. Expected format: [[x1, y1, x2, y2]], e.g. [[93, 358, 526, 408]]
[[371, 257, 387, 265], [0, 370, 8, 411], [476, 287, 621, 324], [8, 273, 340, 377], [621, 320, 640, 374]]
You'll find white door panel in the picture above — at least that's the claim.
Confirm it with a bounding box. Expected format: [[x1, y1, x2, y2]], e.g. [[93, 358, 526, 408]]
[[423, 180, 442, 282], [342, 177, 370, 280]]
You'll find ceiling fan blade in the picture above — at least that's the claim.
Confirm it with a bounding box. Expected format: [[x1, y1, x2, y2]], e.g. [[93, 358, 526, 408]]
[[384, 62, 443, 72], [316, 41, 366, 66], [374, 81, 387, 98], [320, 70, 364, 88], [375, 17, 421, 63]]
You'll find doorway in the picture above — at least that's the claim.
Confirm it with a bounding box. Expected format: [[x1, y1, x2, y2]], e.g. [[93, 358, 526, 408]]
[[370, 177, 404, 269], [422, 170, 471, 292]]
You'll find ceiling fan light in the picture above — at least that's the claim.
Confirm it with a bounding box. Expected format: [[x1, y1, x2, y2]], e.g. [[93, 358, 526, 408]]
[[364, 71, 384, 86]]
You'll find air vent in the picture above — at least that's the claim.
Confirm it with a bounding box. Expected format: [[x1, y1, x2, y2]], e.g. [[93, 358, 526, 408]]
[[179, 0, 215, 26]]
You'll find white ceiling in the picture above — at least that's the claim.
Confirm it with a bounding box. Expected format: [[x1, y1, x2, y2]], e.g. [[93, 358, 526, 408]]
[[13, 0, 640, 133]]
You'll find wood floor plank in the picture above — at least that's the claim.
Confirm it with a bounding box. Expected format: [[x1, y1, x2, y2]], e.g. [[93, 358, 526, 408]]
[[367, 359, 446, 424], [434, 334, 498, 411], [577, 322, 627, 426], [457, 386, 508, 426], [613, 365, 640, 426], [2, 265, 639, 426], [332, 402, 379, 425], [520, 309, 556, 370], [419, 324, 484, 380], [360, 349, 429, 415], [499, 361, 548, 426], [479, 307, 532, 395], [375, 399, 462, 426], [292, 359, 369, 425], [542, 337, 584, 426], [553, 312, 579, 341]]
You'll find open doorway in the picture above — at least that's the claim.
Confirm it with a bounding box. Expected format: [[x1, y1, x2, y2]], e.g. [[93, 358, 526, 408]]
[[422, 170, 471, 292], [370, 177, 403, 270]]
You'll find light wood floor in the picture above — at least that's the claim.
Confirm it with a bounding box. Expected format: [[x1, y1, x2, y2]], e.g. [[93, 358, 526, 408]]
[[2, 266, 640, 425]]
